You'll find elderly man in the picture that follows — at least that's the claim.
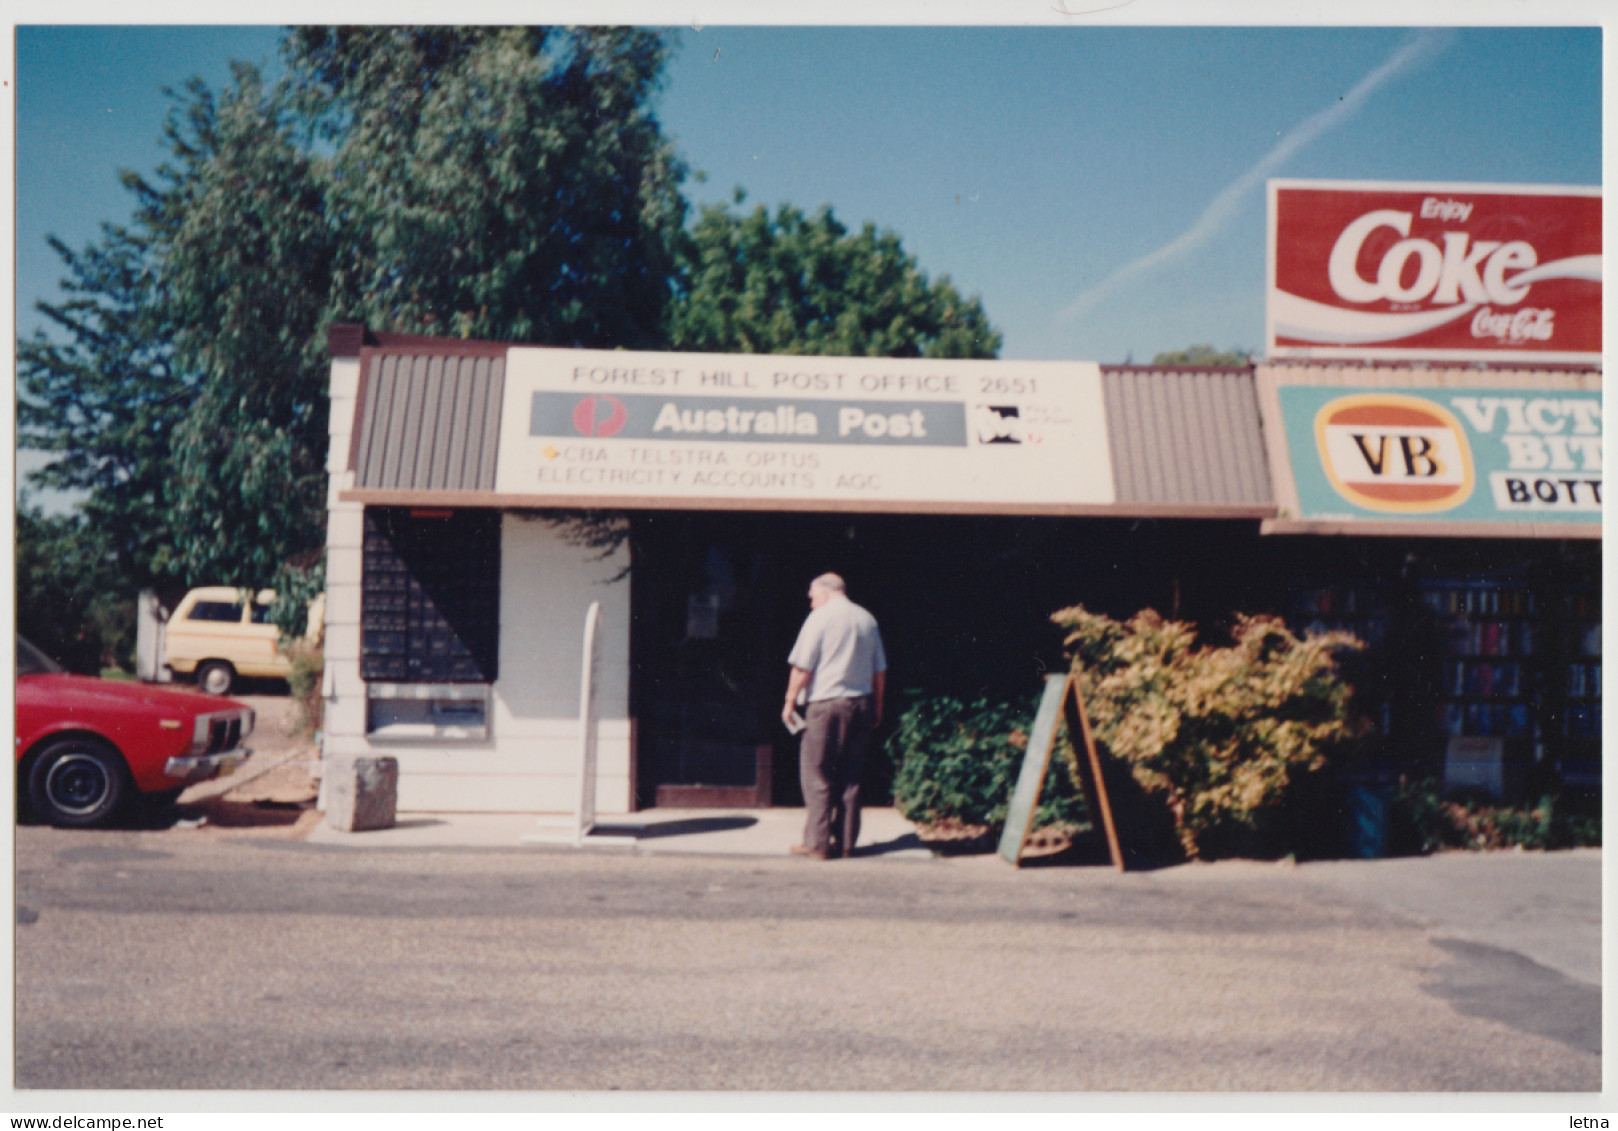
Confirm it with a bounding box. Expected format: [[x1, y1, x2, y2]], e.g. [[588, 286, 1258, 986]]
[[783, 573, 887, 860]]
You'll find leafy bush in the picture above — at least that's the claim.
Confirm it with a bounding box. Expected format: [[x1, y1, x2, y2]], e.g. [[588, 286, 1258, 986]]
[[285, 638, 325, 740], [888, 694, 1087, 838], [1390, 777, 1601, 853], [1052, 605, 1366, 860]]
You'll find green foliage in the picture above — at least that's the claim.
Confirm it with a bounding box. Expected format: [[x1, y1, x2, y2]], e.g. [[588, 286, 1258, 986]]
[[136, 65, 336, 589], [669, 200, 1001, 358], [1052, 605, 1366, 860], [269, 554, 326, 640], [285, 638, 326, 739], [288, 26, 687, 348], [1390, 778, 1601, 853], [21, 25, 1003, 656], [888, 694, 1086, 835], [1149, 344, 1251, 367], [21, 28, 692, 629], [16, 506, 134, 673], [18, 226, 188, 589]]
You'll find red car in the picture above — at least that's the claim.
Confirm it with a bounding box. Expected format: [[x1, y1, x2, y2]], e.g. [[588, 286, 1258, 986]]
[[15, 636, 255, 827]]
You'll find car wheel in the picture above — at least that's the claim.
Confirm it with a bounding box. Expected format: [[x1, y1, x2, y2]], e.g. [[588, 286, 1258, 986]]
[[27, 738, 128, 828], [197, 661, 235, 696]]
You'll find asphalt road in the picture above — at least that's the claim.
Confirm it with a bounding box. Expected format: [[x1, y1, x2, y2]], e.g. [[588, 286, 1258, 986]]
[[12, 821, 1602, 1095]]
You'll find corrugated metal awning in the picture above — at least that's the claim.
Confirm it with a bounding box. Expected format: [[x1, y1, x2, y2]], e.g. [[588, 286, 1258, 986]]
[[337, 341, 1281, 519], [349, 347, 507, 493], [1100, 366, 1274, 514]]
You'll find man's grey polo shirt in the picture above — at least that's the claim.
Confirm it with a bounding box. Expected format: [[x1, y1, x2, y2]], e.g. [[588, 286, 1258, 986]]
[[788, 594, 887, 702]]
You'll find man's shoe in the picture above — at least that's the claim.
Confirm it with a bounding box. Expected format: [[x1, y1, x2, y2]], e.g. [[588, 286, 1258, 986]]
[[789, 844, 829, 860]]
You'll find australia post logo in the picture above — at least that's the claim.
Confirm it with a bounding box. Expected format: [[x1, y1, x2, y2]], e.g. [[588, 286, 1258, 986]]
[[572, 394, 627, 438], [1314, 394, 1474, 513], [1269, 181, 1601, 361]]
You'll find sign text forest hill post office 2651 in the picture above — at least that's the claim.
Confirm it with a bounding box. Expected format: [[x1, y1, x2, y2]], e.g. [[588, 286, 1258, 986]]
[[494, 348, 1115, 513], [1280, 386, 1603, 526]]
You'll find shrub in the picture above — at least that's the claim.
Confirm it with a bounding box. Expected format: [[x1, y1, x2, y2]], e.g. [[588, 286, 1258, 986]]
[[888, 693, 1087, 838], [1051, 605, 1366, 860], [1390, 777, 1601, 853], [285, 638, 325, 740]]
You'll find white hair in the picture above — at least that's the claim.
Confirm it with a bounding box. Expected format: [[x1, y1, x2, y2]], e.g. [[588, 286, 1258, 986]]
[[810, 573, 846, 593]]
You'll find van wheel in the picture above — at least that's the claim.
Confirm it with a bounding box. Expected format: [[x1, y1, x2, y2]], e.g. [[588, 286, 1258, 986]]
[[198, 661, 235, 696], [28, 738, 128, 827]]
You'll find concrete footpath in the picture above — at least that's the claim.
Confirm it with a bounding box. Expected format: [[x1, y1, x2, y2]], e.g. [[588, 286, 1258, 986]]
[[304, 805, 936, 859]]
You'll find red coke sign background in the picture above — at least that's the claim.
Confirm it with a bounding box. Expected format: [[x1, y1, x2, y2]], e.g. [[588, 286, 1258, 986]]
[[1267, 180, 1601, 364]]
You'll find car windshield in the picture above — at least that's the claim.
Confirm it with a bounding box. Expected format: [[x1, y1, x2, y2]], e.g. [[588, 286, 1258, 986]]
[[17, 636, 64, 676]]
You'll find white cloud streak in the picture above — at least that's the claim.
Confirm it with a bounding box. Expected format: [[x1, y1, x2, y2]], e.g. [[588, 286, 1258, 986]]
[[1057, 28, 1456, 325]]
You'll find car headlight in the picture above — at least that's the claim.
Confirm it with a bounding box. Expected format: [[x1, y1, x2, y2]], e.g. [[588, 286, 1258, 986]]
[[189, 710, 252, 755]]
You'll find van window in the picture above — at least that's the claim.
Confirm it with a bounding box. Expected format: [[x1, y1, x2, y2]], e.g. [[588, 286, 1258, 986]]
[[187, 601, 245, 623], [250, 602, 275, 624]]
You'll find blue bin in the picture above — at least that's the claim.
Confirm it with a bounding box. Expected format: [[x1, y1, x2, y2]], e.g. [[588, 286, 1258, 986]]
[[1343, 782, 1392, 859]]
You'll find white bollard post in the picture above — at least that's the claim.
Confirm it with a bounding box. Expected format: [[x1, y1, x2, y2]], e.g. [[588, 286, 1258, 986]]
[[574, 600, 603, 843], [523, 601, 636, 848]]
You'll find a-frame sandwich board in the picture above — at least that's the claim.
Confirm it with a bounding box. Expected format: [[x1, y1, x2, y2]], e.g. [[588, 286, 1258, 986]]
[[996, 671, 1126, 871]]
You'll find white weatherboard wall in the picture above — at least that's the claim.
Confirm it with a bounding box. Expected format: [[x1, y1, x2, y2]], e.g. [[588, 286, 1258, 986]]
[[321, 357, 632, 814], [323, 515, 631, 813]]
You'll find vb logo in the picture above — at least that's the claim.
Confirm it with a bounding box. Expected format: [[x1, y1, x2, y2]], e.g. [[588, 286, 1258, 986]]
[[572, 395, 627, 438], [1314, 394, 1474, 513]]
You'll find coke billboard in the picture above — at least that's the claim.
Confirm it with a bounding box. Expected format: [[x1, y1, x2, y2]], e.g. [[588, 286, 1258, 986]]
[[1267, 180, 1601, 363]]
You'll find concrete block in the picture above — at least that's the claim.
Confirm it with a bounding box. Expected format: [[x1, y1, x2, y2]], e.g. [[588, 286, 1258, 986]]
[[324, 756, 399, 832]]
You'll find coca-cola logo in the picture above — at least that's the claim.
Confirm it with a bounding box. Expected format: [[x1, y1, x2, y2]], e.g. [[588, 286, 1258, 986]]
[[1268, 182, 1601, 360], [1327, 206, 1547, 307]]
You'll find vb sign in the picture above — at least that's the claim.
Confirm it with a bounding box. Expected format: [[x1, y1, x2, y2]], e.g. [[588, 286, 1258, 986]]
[[1314, 395, 1474, 513], [1281, 386, 1602, 527], [1268, 180, 1601, 363]]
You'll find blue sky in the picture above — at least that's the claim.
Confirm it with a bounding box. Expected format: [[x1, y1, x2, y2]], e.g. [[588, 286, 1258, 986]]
[[15, 21, 1601, 369], [12, 18, 1603, 384]]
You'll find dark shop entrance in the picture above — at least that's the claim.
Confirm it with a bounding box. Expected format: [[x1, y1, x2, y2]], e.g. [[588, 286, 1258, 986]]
[[625, 510, 1295, 810], [627, 511, 1601, 811]]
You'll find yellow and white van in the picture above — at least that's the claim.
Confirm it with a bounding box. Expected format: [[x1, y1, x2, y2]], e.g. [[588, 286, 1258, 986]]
[[162, 587, 325, 695]]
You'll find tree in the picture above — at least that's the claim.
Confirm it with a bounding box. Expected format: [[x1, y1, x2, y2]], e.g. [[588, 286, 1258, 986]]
[[287, 26, 687, 348], [669, 198, 1000, 358], [15, 506, 131, 673], [18, 224, 189, 593], [21, 27, 1004, 646], [21, 28, 692, 621], [1150, 345, 1252, 367], [130, 65, 337, 590]]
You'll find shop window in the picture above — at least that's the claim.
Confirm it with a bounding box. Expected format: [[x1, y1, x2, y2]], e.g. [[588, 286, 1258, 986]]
[[365, 682, 491, 742], [361, 508, 501, 684]]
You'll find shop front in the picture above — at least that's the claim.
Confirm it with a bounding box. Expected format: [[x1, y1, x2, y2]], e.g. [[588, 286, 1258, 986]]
[[1257, 178, 1602, 800], [314, 177, 1599, 816], [1254, 362, 1601, 799], [318, 327, 1274, 813]]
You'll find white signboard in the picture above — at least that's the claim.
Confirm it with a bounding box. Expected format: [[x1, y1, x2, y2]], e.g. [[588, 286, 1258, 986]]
[[495, 348, 1115, 510]]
